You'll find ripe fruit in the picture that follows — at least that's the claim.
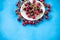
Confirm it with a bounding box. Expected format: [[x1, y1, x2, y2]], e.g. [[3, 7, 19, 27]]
[[43, 2, 47, 7], [26, 6, 29, 11], [16, 3, 18, 6], [29, 21, 33, 24], [33, 0, 36, 3], [25, 21, 28, 24], [28, 2, 31, 5], [46, 15, 48, 19], [26, 12, 29, 14], [15, 10, 19, 15], [17, 17, 20, 21], [32, 16, 35, 19], [37, 3, 40, 8], [25, 3, 28, 6], [47, 8, 50, 12], [34, 11, 39, 15], [22, 22, 25, 26], [32, 22, 35, 24], [39, 9, 43, 13], [45, 11, 48, 15], [40, 17, 43, 21], [27, 14, 31, 17], [40, 0, 44, 2], [47, 4, 50, 8], [23, 8, 26, 10]]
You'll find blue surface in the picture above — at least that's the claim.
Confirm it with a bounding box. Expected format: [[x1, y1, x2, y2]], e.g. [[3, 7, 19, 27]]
[[0, 0, 60, 40]]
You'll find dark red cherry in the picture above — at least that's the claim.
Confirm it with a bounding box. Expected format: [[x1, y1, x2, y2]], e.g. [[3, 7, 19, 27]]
[[32, 16, 35, 19], [34, 11, 39, 15], [47, 8, 50, 12], [16, 3, 18, 6], [25, 3, 28, 6], [22, 22, 25, 26], [25, 21, 28, 24], [27, 14, 31, 17], [43, 2, 47, 7], [26, 12, 29, 15], [32, 22, 35, 24], [47, 4, 50, 8], [33, 0, 36, 3], [30, 21, 33, 24], [15, 10, 19, 15], [45, 11, 48, 15], [39, 9, 43, 13], [23, 8, 26, 10], [46, 15, 48, 19], [17, 17, 20, 21], [40, 0, 44, 2]]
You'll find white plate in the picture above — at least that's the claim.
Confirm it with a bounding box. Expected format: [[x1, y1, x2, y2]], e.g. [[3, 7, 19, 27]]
[[20, 1, 45, 21]]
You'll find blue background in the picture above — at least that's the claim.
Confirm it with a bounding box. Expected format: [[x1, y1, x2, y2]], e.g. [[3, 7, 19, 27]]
[[0, 0, 60, 40]]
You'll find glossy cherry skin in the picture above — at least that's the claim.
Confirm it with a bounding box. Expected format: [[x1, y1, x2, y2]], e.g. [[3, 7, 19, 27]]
[[32, 16, 35, 19]]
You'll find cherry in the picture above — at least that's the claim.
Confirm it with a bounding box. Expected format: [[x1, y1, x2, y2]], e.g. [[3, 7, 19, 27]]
[[40, 17, 43, 21], [16, 3, 18, 6], [22, 18, 26, 22], [22, 22, 25, 26], [18, 1, 21, 4], [37, 5, 40, 8], [47, 8, 50, 12], [32, 4, 34, 6], [47, 4, 50, 8], [15, 10, 19, 15], [28, 2, 31, 5], [37, 20, 40, 22], [32, 22, 35, 24], [37, 3, 40, 8], [23, 8, 26, 10], [18, 13, 22, 18], [18, 13, 22, 19], [34, 11, 39, 15], [29, 6, 33, 10], [26, 6, 29, 11], [17, 17, 20, 21], [15, 10, 18, 12], [25, 3, 28, 6], [46, 15, 48, 19], [25, 21, 28, 24], [17, 8, 20, 12], [43, 2, 47, 7], [29, 21, 33, 24], [32, 16, 35, 19], [37, 3, 41, 6], [40, 0, 44, 2], [26, 12, 29, 14], [39, 9, 43, 13], [45, 11, 48, 15], [27, 14, 31, 17], [33, 0, 36, 3]]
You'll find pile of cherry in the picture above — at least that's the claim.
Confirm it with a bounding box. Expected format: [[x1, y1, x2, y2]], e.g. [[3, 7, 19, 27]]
[[15, 0, 51, 26], [23, 1, 43, 19]]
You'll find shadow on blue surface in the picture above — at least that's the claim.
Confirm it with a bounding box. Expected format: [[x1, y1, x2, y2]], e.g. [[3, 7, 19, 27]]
[[0, 0, 5, 12]]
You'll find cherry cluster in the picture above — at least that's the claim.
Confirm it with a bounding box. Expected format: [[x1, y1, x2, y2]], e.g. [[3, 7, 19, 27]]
[[15, 0, 51, 26], [23, 1, 43, 19], [39, 0, 51, 19]]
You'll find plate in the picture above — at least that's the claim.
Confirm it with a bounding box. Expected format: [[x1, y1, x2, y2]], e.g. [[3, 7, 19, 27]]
[[20, 1, 45, 21]]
